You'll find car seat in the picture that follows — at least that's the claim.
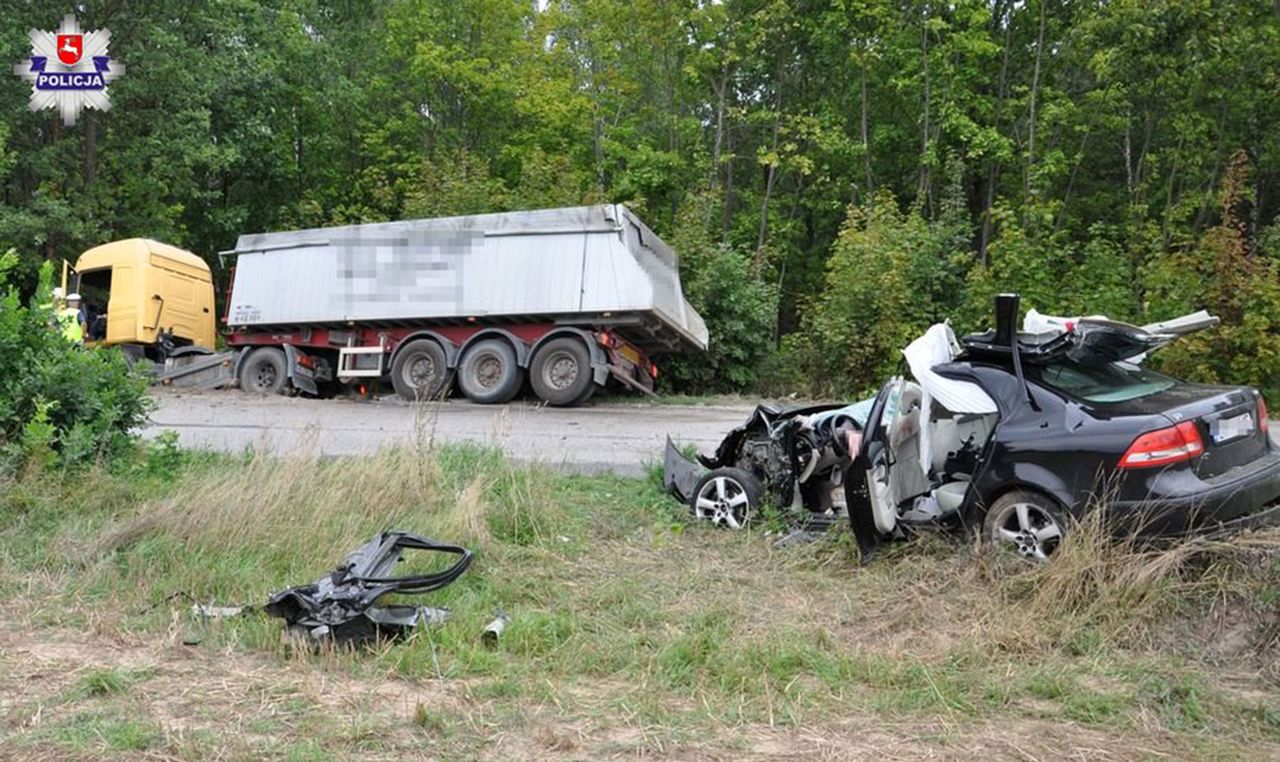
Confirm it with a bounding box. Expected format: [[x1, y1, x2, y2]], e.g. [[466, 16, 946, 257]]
[[926, 406, 997, 516]]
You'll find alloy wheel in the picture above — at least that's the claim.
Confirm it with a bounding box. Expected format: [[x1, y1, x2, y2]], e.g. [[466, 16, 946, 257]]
[[694, 476, 750, 529], [991, 501, 1062, 561]]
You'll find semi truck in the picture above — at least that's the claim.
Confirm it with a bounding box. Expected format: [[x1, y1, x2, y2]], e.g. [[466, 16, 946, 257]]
[[63, 204, 708, 407]]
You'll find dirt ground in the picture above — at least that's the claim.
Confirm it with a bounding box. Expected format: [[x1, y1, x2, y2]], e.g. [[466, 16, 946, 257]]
[[4, 609, 1253, 761]]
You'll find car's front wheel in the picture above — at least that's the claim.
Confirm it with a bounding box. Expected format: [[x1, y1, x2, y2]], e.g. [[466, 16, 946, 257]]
[[690, 468, 763, 530], [982, 490, 1068, 562]]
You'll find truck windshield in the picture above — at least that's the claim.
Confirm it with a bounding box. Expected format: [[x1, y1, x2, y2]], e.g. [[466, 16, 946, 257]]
[[1036, 360, 1176, 403]]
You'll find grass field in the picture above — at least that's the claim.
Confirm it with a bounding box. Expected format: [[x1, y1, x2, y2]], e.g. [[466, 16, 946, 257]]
[[1, 433, 1278, 760]]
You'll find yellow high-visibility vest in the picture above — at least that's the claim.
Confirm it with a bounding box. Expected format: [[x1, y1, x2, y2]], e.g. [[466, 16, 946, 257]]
[[58, 307, 83, 342]]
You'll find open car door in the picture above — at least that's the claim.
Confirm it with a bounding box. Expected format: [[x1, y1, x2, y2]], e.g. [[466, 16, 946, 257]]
[[843, 378, 904, 558]]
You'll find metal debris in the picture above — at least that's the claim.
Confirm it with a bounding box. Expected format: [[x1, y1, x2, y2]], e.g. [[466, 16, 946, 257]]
[[482, 610, 510, 645], [264, 531, 473, 646]]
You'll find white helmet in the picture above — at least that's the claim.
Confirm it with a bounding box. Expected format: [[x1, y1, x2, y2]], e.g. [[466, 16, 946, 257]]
[[66, 292, 82, 302], [52, 286, 64, 299]]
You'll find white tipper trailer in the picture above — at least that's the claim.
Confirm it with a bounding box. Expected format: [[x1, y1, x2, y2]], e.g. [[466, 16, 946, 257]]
[[211, 204, 709, 406]]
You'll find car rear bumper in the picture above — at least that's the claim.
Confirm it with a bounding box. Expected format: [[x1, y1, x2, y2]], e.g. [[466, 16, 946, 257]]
[[1110, 447, 1280, 535]]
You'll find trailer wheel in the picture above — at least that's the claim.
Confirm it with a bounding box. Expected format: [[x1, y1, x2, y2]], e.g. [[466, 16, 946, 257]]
[[530, 337, 594, 406], [570, 378, 598, 406], [457, 338, 523, 404], [240, 347, 287, 395], [391, 339, 450, 401]]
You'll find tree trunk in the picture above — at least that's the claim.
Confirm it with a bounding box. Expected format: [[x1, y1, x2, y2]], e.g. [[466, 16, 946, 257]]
[[860, 54, 873, 197], [722, 125, 736, 232], [1124, 118, 1133, 198], [293, 105, 304, 195], [756, 94, 782, 259], [917, 5, 932, 208], [711, 61, 729, 191], [83, 113, 97, 188], [756, 94, 782, 260], [980, 6, 1013, 264], [1023, 0, 1047, 221], [756, 161, 777, 260]]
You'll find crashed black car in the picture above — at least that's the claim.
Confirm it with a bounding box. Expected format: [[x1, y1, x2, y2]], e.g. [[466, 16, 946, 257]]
[[664, 400, 870, 530], [667, 294, 1280, 561]]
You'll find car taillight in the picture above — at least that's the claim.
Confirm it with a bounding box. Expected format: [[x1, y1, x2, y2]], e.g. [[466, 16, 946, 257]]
[[1118, 421, 1205, 469], [1258, 395, 1270, 437]]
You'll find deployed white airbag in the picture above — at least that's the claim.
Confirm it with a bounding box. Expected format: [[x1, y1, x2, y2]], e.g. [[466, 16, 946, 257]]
[[902, 324, 998, 478], [902, 324, 998, 415]]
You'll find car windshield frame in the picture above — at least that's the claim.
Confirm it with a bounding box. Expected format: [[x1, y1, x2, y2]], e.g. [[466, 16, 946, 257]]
[[1031, 359, 1178, 404]]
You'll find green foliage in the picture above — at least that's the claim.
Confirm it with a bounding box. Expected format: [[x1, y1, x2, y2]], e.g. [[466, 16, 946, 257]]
[[0, 254, 150, 474], [785, 190, 968, 397], [2, 1, 1279, 396], [17, 398, 58, 475], [1144, 153, 1280, 402], [665, 196, 778, 392], [960, 206, 1063, 331], [791, 196, 917, 396], [144, 431, 186, 481]]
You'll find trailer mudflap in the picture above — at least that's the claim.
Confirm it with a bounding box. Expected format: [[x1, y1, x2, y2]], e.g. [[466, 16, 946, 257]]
[[283, 344, 318, 396]]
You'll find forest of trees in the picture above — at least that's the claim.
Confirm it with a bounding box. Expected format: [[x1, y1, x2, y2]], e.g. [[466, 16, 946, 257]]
[[1, 1, 1277, 398]]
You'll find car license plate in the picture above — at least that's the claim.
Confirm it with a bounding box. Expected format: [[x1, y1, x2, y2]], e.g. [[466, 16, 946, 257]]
[[1212, 412, 1254, 443]]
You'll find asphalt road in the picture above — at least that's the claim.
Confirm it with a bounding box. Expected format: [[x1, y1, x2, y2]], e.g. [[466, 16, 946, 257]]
[[143, 391, 757, 476], [144, 390, 1280, 477]]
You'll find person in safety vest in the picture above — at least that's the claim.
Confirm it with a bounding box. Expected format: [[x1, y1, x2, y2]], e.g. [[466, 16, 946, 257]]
[[41, 287, 64, 327], [58, 292, 87, 343]]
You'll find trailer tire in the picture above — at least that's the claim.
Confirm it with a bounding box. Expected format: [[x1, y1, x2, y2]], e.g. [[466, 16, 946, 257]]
[[530, 337, 594, 406], [571, 378, 598, 406], [240, 347, 288, 395], [457, 338, 523, 404], [391, 339, 450, 401]]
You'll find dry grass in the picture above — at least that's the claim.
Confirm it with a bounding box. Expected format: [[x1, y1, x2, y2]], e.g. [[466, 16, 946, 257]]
[[95, 447, 439, 562], [1, 440, 1278, 759], [986, 506, 1280, 650]]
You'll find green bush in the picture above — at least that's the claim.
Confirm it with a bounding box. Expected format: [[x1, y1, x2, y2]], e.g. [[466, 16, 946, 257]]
[[664, 194, 779, 393], [1142, 153, 1280, 404], [782, 190, 969, 398], [773, 174, 1273, 405], [0, 254, 150, 473]]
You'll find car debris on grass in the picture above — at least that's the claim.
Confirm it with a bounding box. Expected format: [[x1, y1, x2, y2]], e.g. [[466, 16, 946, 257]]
[[666, 293, 1280, 562], [264, 530, 473, 646]]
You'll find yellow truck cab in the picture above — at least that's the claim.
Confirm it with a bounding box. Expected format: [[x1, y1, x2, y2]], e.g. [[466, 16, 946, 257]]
[[69, 238, 217, 358]]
